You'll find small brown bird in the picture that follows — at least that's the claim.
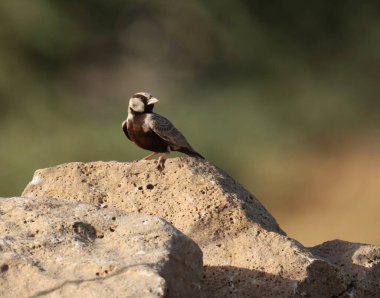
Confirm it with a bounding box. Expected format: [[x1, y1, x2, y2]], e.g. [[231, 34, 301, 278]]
[[122, 92, 204, 169]]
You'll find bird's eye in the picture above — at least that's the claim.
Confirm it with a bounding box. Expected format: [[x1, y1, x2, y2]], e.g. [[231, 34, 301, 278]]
[[134, 94, 145, 101]]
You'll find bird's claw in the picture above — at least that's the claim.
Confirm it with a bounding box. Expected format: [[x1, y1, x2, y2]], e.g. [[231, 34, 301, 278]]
[[156, 159, 166, 171]]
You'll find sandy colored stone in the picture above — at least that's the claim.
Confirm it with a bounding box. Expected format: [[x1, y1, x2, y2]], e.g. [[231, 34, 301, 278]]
[[311, 240, 380, 297], [22, 158, 351, 297], [0, 196, 202, 298]]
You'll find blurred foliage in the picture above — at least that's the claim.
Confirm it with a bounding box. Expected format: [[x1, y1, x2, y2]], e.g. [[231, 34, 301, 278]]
[[0, 0, 379, 244]]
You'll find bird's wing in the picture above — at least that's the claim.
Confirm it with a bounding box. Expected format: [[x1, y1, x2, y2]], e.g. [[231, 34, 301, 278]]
[[147, 113, 192, 150], [122, 120, 131, 140]]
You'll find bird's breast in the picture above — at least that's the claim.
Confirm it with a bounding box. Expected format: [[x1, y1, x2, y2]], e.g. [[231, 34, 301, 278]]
[[127, 115, 168, 152]]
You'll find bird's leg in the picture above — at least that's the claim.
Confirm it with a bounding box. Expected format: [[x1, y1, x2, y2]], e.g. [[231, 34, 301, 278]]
[[157, 147, 171, 170], [142, 152, 159, 160], [157, 153, 168, 170]]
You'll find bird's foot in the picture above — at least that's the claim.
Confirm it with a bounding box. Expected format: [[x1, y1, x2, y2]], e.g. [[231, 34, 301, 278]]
[[156, 152, 168, 171], [156, 158, 166, 171]]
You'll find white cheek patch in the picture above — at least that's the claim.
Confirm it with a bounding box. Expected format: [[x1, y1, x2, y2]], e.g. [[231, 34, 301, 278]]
[[128, 98, 145, 113]]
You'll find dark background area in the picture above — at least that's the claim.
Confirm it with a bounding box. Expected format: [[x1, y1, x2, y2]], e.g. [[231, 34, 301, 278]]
[[1, 0, 379, 245]]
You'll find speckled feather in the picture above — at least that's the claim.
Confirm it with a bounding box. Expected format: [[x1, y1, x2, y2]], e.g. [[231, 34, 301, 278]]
[[145, 113, 193, 150]]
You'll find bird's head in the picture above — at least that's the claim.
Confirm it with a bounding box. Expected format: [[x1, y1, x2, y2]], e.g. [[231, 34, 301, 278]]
[[128, 92, 159, 114]]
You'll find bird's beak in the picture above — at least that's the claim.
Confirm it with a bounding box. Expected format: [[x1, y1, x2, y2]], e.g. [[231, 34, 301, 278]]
[[147, 97, 159, 105]]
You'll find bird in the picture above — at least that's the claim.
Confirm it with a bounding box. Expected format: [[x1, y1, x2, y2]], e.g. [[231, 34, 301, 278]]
[[122, 92, 204, 170]]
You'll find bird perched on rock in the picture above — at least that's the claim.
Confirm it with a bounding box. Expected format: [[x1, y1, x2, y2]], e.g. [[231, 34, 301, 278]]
[[122, 92, 204, 170]]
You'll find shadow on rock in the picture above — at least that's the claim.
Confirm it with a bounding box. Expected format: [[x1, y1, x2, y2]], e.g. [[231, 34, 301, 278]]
[[311, 240, 380, 297], [203, 266, 297, 298]]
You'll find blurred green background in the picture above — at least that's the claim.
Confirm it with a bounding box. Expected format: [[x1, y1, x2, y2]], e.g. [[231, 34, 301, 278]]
[[1, 0, 379, 245]]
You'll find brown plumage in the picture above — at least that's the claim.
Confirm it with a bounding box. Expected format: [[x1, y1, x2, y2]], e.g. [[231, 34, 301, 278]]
[[122, 92, 204, 169]]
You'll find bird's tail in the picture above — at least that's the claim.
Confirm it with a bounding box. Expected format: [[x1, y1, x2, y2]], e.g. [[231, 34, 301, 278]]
[[178, 148, 205, 159]]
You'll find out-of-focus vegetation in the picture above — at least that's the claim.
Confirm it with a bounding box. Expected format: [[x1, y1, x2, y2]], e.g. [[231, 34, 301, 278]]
[[1, 1, 379, 245]]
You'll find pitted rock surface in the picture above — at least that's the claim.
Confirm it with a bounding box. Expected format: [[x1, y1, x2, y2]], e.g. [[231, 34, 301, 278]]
[[22, 158, 379, 297], [0, 197, 202, 298]]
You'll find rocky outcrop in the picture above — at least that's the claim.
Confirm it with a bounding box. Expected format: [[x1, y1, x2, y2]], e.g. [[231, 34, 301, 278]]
[[0, 196, 202, 298], [311, 240, 380, 297], [21, 157, 380, 297]]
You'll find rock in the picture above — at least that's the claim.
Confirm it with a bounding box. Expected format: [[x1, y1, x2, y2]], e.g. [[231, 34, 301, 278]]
[[311, 240, 380, 297], [22, 158, 378, 297], [0, 197, 202, 298]]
